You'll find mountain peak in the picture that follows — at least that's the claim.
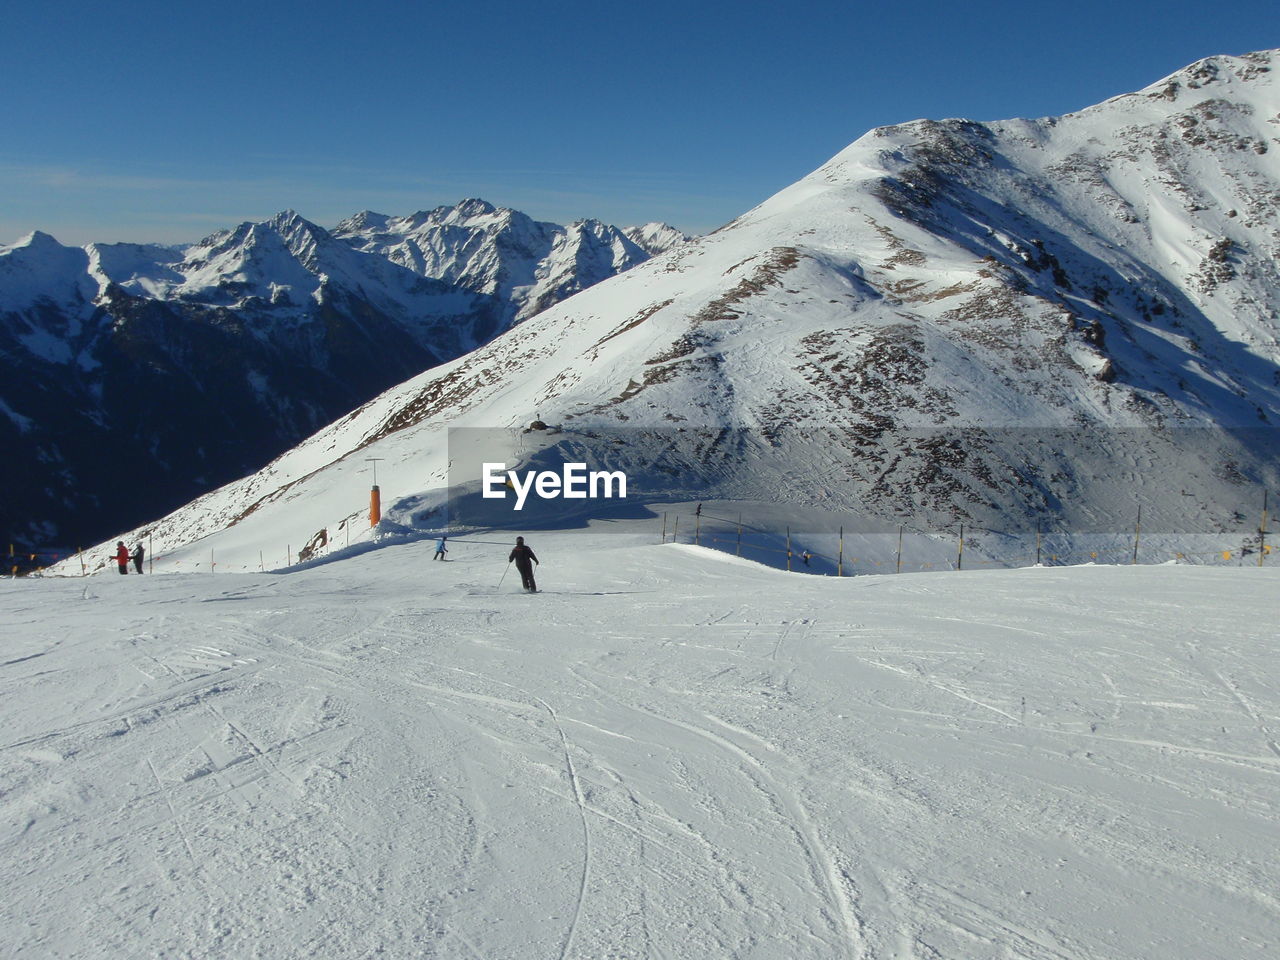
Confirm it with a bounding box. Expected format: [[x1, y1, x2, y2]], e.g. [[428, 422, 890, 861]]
[[334, 210, 391, 234], [454, 198, 498, 218], [14, 229, 67, 251]]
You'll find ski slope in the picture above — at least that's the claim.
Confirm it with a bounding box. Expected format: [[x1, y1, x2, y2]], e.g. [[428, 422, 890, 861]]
[[5, 531, 1279, 959]]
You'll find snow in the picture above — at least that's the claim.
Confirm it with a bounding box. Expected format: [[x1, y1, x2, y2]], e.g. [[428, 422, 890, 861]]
[[5, 531, 1279, 957]]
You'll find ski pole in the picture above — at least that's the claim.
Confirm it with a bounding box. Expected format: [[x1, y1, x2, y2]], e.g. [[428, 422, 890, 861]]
[[498, 561, 510, 590]]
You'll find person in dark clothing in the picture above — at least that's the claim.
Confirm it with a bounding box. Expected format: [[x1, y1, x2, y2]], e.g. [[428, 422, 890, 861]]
[[132, 543, 145, 574], [508, 536, 539, 592], [114, 542, 130, 575]]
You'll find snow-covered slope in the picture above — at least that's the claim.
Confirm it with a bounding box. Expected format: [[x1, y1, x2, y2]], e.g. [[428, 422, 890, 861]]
[[89, 50, 1280, 573], [7, 536, 1280, 957]]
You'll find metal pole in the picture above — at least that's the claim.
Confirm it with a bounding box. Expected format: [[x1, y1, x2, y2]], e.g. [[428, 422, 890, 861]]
[[1036, 523, 1042, 566], [367, 458, 385, 528], [672, 516, 679, 543], [786, 527, 792, 572], [661, 512, 667, 543], [896, 525, 903, 574], [736, 515, 743, 556], [957, 524, 965, 571], [1137, 506, 1145, 564], [695, 512, 701, 546], [838, 525, 844, 577], [1259, 490, 1269, 567]]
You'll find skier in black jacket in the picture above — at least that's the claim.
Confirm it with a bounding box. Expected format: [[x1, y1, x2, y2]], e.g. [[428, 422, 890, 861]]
[[508, 536, 539, 592]]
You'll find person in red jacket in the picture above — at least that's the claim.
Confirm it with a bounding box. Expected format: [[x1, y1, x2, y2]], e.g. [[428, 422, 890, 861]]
[[114, 542, 130, 575]]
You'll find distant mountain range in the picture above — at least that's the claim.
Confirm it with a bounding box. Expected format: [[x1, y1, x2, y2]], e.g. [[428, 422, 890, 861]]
[[0, 202, 690, 546], [73, 48, 1280, 573]]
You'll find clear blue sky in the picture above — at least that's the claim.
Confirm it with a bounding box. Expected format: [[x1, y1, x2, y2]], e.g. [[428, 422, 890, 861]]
[[2, 0, 1276, 245]]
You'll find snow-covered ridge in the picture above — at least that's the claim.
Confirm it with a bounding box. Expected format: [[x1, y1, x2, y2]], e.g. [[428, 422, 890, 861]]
[[81, 48, 1280, 573], [333, 199, 690, 324]]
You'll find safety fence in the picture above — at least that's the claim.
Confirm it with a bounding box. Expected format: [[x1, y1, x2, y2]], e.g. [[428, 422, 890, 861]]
[[659, 502, 1275, 575], [7, 540, 319, 577], [9, 491, 1275, 577]]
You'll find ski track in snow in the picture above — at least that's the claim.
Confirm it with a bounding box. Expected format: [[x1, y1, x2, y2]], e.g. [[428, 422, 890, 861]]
[[3, 536, 1280, 958]]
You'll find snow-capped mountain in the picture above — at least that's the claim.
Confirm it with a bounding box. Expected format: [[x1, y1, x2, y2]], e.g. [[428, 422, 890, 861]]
[[1, 205, 681, 547], [333, 199, 689, 324], [65, 50, 1280, 570], [623, 221, 695, 257]]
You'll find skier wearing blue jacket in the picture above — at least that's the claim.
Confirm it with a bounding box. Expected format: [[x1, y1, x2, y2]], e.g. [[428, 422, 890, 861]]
[[433, 536, 447, 560]]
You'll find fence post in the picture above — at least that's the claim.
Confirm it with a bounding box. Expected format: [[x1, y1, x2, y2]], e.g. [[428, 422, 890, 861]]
[[736, 515, 742, 556], [1260, 490, 1269, 568], [661, 512, 667, 544], [786, 527, 792, 572], [695, 512, 701, 547], [672, 517, 679, 544], [957, 524, 965, 571], [1131, 506, 1142, 565], [148, 533, 153, 575], [1035, 523, 1042, 566], [79, 548, 86, 577], [896, 525, 903, 574], [838, 525, 844, 577]]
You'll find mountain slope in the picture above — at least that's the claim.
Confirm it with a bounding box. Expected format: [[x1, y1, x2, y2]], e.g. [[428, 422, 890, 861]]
[[72, 50, 1280, 570]]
